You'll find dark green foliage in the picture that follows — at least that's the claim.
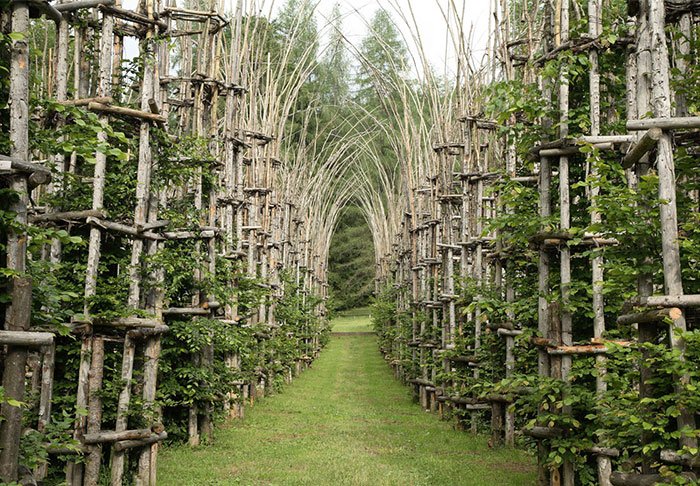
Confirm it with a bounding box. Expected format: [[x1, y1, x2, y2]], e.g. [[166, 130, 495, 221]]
[[328, 205, 375, 310]]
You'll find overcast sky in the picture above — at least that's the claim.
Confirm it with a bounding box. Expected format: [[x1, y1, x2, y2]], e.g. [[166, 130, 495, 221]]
[[122, 0, 492, 78], [271, 0, 492, 77]]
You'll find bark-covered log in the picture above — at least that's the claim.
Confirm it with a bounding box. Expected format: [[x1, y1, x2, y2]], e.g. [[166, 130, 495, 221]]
[[617, 307, 683, 326], [82, 428, 152, 444], [0, 330, 54, 346], [113, 432, 167, 452], [30, 209, 105, 223], [627, 116, 700, 130], [87, 102, 167, 123], [610, 472, 697, 485], [523, 426, 565, 439], [660, 449, 700, 467], [54, 0, 114, 12], [622, 128, 662, 168], [630, 294, 700, 307]]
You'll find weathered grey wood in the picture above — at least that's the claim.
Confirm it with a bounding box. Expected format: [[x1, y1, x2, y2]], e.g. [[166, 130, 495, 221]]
[[496, 328, 522, 337], [137, 219, 169, 231], [591, 36, 612, 459], [556, 6, 574, 482], [539, 142, 613, 156], [54, 0, 114, 12], [161, 229, 217, 239], [88, 101, 167, 123], [83, 428, 151, 444], [37, 344, 56, 432], [538, 155, 551, 379], [137, 334, 162, 483], [632, 294, 700, 307], [0, 279, 32, 482], [87, 217, 161, 239], [660, 449, 700, 467], [110, 334, 136, 485], [523, 426, 565, 439], [67, 335, 92, 484], [128, 33, 156, 308], [616, 307, 683, 325], [46, 0, 71, 266], [113, 431, 167, 452], [126, 325, 169, 339], [83, 337, 105, 484], [163, 307, 210, 316], [0, 3, 31, 479], [610, 472, 697, 486], [100, 4, 168, 30], [34, 344, 55, 480], [649, 0, 696, 449], [622, 128, 662, 168], [627, 116, 700, 130], [586, 447, 620, 457], [30, 209, 105, 223], [57, 96, 113, 106], [101, 317, 161, 328], [0, 155, 52, 177], [83, 0, 114, 316], [0, 330, 54, 346]]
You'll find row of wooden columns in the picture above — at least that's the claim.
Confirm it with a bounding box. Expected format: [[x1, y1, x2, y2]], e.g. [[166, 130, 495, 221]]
[[0, 0, 331, 484], [379, 1, 700, 485]]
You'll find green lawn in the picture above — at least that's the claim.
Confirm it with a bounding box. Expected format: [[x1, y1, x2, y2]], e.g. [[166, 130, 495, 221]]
[[158, 314, 535, 485], [331, 307, 374, 333]]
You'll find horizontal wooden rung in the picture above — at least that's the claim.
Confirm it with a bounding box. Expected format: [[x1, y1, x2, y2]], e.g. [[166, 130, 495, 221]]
[[56, 96, 113, 107], [97, 317, 161, 329], [99, 5, 168, 30], [610, 471, 697, 486], [617, 307, 683, 326], [162, 307, 210, 316], [0, 155, 52, 178], [82, 428, 151, 444], [113, 431, 168, 452], [126, 326, 169, 339], [628, 294, 700, 308], [408, 378, 435, 387], [523, 426, 565, 439], [547, 344, 609, 355], [584, 446, 620, 458], [660, 449, 700, 467], [0, 330, 54, 347], [87, 102, 166, 123], [30, 209, 104, 223], [497, 328, 523, 337], [627, 116, 700, 131], [54, 0, 114, 13], [439, 396, 485, 406], [622, 128, 663, 168]]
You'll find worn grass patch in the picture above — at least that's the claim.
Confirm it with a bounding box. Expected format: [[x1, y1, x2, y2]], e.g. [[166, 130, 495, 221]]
[[158, 314, 535, 485]]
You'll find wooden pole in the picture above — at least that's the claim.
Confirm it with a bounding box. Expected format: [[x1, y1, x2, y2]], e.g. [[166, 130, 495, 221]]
[[0, 0, 31, 479], [648, 0, 696, 449]]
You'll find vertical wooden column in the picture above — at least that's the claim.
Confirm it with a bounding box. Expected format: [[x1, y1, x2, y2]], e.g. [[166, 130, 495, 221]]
[[557, 3, 574, 485], [0, 1, 31, 481], [647, 0, 696, 450], [71, 9, 114, 482]]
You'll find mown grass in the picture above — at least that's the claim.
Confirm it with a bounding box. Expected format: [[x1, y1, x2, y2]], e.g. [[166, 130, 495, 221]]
[[158, 315, 535, 485], [331, 307, 373, 332]]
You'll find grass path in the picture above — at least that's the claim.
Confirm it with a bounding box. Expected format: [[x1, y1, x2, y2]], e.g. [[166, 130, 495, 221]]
[[158, 315, 535, 485]]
